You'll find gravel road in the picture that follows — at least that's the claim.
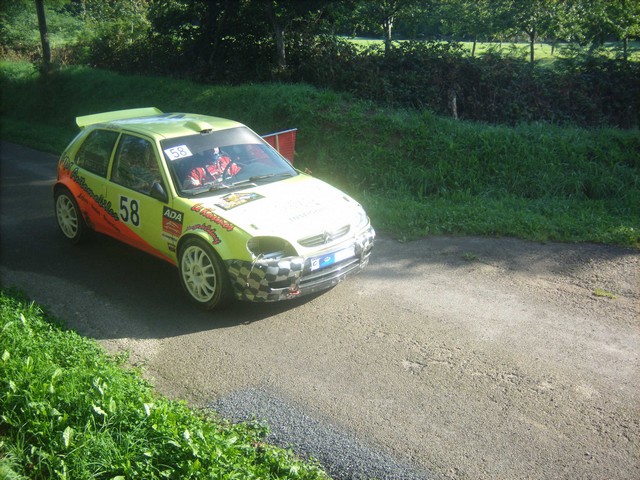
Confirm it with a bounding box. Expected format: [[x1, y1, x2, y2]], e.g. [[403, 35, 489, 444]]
[[1, 141, 639, 479]]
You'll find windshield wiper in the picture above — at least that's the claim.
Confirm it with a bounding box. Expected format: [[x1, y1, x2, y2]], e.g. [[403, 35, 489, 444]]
[[188, 172, 293, 196], [183, 182, 231, 196], [221, 172, 292, 189], [248, 172, 294, 182], [207, 178, 257, 192]]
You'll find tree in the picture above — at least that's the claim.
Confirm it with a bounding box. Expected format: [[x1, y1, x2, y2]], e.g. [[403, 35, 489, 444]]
[[262, 0, 341, 69], [438, 0, 497, 56], [545, 0, 589, 55], [501, 0, 559, 63], [152, 1, 340, 73], [34, 0, 52, 72], [148, 0, 238, 72], [587, 0, 640, 62], [264, 1, 289, 69], [350, 0, 426, 55]]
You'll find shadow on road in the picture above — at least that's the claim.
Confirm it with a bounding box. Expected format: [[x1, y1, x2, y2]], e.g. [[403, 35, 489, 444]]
[[2, 141, 637, 343], [2, 224, 323, 339], [0, 142, 319, 340]]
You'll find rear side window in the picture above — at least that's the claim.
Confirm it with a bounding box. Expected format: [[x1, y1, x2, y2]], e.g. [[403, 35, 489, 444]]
[[75, 129, 119, 177]]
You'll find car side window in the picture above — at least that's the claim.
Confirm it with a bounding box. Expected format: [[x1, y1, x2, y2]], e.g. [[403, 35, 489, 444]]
[[111, 134, 163, 195], [75, 129, 119, 177]]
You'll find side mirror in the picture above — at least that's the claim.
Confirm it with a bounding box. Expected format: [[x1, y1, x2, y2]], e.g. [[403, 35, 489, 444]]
[[150, 181, 169, 202]]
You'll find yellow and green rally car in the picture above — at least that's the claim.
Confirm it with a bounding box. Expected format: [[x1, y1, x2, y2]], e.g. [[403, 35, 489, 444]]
[[54, 108, 375, 309]]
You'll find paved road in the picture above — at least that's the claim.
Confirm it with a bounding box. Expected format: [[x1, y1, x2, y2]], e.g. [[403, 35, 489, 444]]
[[1, 141, 639, 479]]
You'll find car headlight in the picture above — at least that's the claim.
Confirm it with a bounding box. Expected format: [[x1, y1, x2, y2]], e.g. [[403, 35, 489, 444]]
[[247, 237, 297, 260], [354, 207, 370, 230], [342, 196, 369, 230]]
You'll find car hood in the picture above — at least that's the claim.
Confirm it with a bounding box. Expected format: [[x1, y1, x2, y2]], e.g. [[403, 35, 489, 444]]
[[196, 175, 365, 244]]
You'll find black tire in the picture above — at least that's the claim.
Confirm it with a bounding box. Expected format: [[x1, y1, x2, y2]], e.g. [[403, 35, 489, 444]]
[[54, 189, 89, 244], [178, 237, 232, 310]]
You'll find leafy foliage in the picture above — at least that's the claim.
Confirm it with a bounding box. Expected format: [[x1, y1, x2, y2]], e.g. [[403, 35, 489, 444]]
[[282, 37, 640, 128], [0, 1, 82, 60], [3, 0, 640, 127], [0, 289, 329, 479]]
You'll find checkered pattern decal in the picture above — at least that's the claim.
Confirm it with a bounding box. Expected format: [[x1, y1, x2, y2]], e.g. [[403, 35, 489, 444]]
[[226, 258, 305, 301], [225, 226, 375, 302]]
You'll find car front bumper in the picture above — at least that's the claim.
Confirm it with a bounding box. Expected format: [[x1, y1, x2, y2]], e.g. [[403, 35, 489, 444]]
[[226, 226, 375, 302]]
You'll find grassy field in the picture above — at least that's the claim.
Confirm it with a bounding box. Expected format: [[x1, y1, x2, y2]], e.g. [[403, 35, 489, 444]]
[[1, 60, 638, 247], [0, 289, 329, 479], [347, 37, 640, 63]]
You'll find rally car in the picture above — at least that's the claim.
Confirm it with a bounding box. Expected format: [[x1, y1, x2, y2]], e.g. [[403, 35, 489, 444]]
[[54, 107, 375, 309]]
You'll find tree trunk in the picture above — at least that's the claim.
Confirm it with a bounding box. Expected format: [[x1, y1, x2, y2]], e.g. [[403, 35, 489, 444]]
[[266, 3, 286, 69], [208, 0, 232, 69], [471, 36, 477, 57], [449, 87, 458, 120], [35, 0, 51, 73], [529, 28, 535, 63], [274, 24, 286, 69], [383, 16, 394, 56]]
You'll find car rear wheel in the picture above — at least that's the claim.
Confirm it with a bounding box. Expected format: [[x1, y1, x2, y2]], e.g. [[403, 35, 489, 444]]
[[178, 237, 232, 310], [54, 189, 88, 244]]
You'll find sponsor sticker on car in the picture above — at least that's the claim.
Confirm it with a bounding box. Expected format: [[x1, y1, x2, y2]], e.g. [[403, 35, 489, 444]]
[[310, 245, 356, 271], [164, 145, 193, 160], [162, 206, 184, 238]]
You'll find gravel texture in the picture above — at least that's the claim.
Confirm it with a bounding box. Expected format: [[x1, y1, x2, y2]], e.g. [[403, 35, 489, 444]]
[[211, 388, 439, 480]]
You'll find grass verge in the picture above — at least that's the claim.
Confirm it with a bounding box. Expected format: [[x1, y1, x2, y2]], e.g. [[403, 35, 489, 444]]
[[0, 289, 329, 479], [1, 60, 638, 247]]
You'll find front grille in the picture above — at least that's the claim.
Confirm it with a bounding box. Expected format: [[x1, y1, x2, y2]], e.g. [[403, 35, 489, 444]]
[[298, 225, 350, 247]]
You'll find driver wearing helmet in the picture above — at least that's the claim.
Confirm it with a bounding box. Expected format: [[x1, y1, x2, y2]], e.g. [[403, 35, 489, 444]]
[[183, 147, 239, 189]]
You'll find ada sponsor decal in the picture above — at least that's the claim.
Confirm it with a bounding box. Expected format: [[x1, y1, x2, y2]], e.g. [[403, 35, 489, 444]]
[[186, 224, 221, 245], [216, 192, 263, 210], [162, 206, 184, 239], [191, 203, 234, 231]]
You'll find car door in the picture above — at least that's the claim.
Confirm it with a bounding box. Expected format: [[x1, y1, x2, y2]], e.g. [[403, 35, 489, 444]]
[[70, 129, 119, 234], [106, 133, 176, 263]]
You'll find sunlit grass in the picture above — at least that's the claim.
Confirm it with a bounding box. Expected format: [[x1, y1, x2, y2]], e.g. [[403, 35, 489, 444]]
[[0, 290, 329, 479], [1, 60, 638, 247], [346, 37, 640, 62]]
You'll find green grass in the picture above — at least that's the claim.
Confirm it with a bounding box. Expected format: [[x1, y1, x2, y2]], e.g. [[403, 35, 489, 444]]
[[346, 37, 640, 63], [0, 289, 329, 479], [1, 59, 638, 247]]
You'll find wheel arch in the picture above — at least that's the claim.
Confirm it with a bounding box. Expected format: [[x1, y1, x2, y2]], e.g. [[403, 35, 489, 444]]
[[176, 224, 250, 263], [53, 182, 88, 224], [53, 181, 71, 197], [177, 232, 227, 262]]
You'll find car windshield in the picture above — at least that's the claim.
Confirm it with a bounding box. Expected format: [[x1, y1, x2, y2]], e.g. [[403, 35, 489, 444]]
[[161, 126, 297, 197]]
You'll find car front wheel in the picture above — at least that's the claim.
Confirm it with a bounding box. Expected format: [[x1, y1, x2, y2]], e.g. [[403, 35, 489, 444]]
[[54, 189, 88, 244], [178, 238, 232, 310]]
